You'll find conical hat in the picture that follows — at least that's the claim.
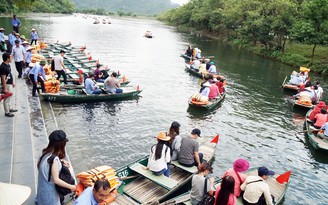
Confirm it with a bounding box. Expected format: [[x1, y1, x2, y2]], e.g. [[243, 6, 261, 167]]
[[0, 182, 31, 205]]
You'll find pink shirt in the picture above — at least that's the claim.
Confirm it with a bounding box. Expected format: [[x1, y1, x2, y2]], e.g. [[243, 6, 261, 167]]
[[215, 186, 237, 205], [222, 168, 247, 197], [208, 84, 220, 99], [314, 113, 327, 127]]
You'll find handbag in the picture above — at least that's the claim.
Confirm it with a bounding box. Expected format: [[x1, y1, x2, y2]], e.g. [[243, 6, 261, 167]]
[[198, 178, 215, 205], [47, 155, 75, 198]]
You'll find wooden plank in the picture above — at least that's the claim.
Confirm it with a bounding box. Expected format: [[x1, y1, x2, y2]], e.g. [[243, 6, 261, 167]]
[[129, 163, 178, 190], [170, 161, 197, 173]]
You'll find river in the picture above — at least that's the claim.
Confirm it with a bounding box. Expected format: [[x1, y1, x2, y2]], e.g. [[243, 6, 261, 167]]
[[1, 14, 327, 204]]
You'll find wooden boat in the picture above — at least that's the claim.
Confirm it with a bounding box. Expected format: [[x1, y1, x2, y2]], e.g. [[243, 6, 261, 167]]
[[281, 76, 299, 93], [111, 135, 219, 205], [305, 109, 328, 151], [185, 64, 225, 80], [40, 86, 141, 103], [288, 97, 314, 110], [162, 167, 291, 205], [180, 53, 193, 61], [188, 92, 226, 110]]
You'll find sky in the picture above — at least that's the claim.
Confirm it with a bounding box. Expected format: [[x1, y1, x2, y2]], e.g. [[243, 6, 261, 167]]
[[171, 0, 189, 5]]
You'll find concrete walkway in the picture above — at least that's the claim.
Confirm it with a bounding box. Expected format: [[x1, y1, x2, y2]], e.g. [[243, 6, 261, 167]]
[[0, 60, 48, 205]]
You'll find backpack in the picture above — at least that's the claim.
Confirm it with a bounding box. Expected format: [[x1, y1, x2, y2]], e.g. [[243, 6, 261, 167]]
[[198, 178, 215, 205], [48, 155, 75, 201]]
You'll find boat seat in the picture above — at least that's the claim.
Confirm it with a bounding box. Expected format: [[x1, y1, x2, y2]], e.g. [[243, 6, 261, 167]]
[[170, 161, 197, 173], [82, 89, 89, 95], [309, 125, 320, 132], [129, 163, 178, 190]]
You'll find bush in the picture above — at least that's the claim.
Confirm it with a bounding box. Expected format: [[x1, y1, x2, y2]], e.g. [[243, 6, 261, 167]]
[[278, 53, 309, 66]]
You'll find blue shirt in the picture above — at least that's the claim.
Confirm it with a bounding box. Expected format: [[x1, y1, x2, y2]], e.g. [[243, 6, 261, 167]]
[[85, 78, 97, 94], [30, 64, 46, 82], [73, 187, 98, 205], [30, 31, 38, 40], [25, 51, 31, 63], [8, 34, 16, 46], [0, 32, 4, 42], [12, 18, 21, 27], [200, 87, 210, 97]]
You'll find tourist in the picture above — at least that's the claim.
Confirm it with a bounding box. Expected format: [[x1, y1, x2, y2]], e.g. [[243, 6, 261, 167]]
[[185, 45, 193, 57], [0, 53, 17, 117], [11, 39, 25, 78], [0, 28, 5, 52], [191, 57, 201, 71], [94, 64, 104, 82], [25, 46, 33, 68], [199, 59, 207, 74], [190, 162, 214, 205], [29, 60, 47, 97], [73, 179, 114, 205], [36, 130, 76, 205], [147, 132, 171, 177], [241, 166, 275, 205], [215, 175, 236, 205], [199, 82, 211, 98], [208, 78, 221, 100], [309, 101, 326, 121], [7, 31, 16, 54], [11, 15, 21, 33], [216, 77, 226, 94], [85, 73, 102, 94], [53, 50, 67, 85], [30, 28, 38, 45], [316, 81, 323, 100], [313, 108, 327, 129], [104, 72, 120, 93], [221, 159, 249, 198], [318, 122, 328, 140], [168, 121, 182, 161], [208, 62, 217, 74], [22, 62, 34, 80], [178, 128, 203, 167]]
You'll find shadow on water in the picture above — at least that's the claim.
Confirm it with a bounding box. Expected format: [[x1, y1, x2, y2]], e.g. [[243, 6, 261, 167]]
[[304, 134, 328, 164]]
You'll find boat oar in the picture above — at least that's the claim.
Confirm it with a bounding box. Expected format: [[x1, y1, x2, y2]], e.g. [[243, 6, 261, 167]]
[[281, 76, 288, 87]]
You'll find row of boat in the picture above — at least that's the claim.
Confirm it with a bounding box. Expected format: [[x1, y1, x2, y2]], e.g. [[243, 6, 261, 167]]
[[35, 43, 142, 103]]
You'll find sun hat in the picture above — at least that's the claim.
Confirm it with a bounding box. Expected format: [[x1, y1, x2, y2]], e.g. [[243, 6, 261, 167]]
[[21, 35, 26, 39], [49, 130, 69, 142], [233, 159, 250, 172], [210, 61, 215, 65], [191, 128, 201, 137], [31, 28, 36, 31], [15, 33, 20, 36], [203, 82, 211, 87], [317, 101, 326, 108], [26, 47, 34, 51], [156, 132, 171, 141], [0, 182, 31, 204], [22, 41, 29, 45], [258, 166, 275, 176], [0, 28, 4, 31], [28, 62, 35, 67]]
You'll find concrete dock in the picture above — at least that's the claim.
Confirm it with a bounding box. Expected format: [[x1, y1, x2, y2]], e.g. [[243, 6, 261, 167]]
[[0, 61, 49, 205]]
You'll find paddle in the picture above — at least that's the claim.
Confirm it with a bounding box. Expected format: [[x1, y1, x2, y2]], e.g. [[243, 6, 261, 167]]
[[281, 76, 288, 87]]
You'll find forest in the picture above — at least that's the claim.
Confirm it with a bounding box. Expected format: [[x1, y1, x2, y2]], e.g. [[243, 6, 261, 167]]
[[158, 0, 328, 73], [0, 0, 74, 14]]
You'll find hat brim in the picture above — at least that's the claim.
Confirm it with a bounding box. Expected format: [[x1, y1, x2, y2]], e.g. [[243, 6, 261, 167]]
[[157, 136, 171, 141], [64, 138, 69, 142], [267, 170, 275, 175]]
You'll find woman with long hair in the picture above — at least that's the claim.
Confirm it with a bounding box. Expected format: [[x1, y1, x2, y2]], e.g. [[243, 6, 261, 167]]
[[147, 132, 171, 177], [215, 176, 236, 205], [168, 121, 181, 160], [36, 130, 76, 205]]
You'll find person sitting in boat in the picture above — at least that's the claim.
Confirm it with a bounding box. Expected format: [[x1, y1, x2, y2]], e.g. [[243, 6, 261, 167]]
[[216, 77, 226, 94], [104, 72, 121, 94], [168, 121, 181, 161], [74, 69, 84, 85], [178, 128, 203, 168], [241, 166, 275, 205], [214, 175, 236, 205], [191, 57, 201, 72], [317, 122, 328, 140], [309, 102, 326, 121], [208, 78, 221, 100], [289, 71, 303, 86], [199, 82, 211, 98], [313, 108, 327, 129], [195, 48, 202, 59], [299, 81, 311, 92], [208, 62, 217, 74], [147, 132, 171, 177], [185, 45, 193, 57], [190, 162, 214, 205], [199, 59, 207, 74], [218, 159, 249, 199], [85, 73, 102, 94], [73, 179, 114, 205], [94, 64, 104, 83]]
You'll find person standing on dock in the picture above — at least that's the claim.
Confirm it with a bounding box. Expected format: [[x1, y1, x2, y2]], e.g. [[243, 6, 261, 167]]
[[29, 60, 46, 97], [11, 15, 21, 33], [11, 39, 25, 78], [54, 50, 67, 85], [30, 28, 38, 45], [0, 28, 5, 52], [0, 53, 17, 117], [7, 31, 16, 54]]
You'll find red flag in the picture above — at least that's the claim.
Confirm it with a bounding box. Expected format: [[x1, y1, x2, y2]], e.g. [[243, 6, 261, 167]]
[[276, 171, 291, 184], [137, 85, 140, 91], [211, 135, 219, 143], [88, 55, 92, 61]]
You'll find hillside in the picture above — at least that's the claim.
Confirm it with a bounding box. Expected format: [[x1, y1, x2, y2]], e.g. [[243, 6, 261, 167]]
[[70, 0, 179, 15]]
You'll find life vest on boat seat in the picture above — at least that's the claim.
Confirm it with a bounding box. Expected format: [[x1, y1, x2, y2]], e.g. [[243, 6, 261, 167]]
[[191, 93, 208, 105], [44, 80, 60, 93], [297, 92, 312, 106]]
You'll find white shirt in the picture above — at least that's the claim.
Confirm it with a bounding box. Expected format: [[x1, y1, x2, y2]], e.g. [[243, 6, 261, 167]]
[[193, 60, 201, 69], [240, 176, 273, 205], [11, 45, 26, 62], [208, 65, 217, 74], [317, 86, 323, 99], [53, 55, 64, 71], [147, 144, 170, 172]]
